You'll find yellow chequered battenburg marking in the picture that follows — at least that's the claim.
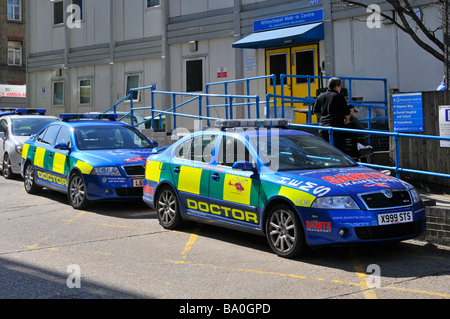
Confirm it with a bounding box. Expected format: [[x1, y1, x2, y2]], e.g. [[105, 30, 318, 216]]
[[145, 160, 161, 182], [278, 186, 316, 207], [52, 152, 67, 175], [178, 166, 202, 195], [22, 144, 30, 159], [75, 160, 94, 174], [34, 147, 46, 168], [223, 174, 252, 205]]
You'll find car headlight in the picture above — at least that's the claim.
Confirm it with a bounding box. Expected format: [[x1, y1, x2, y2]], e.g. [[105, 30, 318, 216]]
[[15, 144, 23, 154], [409, 187, 422, 204], [91, 167, 121, 176], [312, 196, 360, 210]]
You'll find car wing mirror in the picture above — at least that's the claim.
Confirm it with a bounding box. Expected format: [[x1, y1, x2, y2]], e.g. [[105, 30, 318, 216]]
[[232, 160, 256, 172], [54, 142, 70, 151], [0, 132, 5, 139]]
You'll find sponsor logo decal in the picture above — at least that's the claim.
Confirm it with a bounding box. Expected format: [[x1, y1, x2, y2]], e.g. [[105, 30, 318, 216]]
[[305, 220, 331, 233], [321, 172, 394, 187], [37, 171, 67, 187], [186, 199, 258, 224]]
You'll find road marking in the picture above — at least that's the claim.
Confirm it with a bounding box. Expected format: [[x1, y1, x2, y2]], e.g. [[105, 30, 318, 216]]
[[180, 227, 201, 259], [165, 259, 450, 298], [63, 211, 87, 223], [348, 249, 378, 299]]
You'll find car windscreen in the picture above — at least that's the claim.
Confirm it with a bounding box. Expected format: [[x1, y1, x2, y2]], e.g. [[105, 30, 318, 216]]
[[250, 133, 357, 171], [11, 117, 58, 136], [74, 125, 152, 150]]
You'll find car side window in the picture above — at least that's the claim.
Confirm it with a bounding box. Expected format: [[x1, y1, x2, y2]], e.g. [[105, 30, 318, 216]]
[[218, 136, 253, 167], [0, 119, 8, 137], [38, 124, 60, 145], [175, 134, 217, 163], [54, 125, 71, 146]]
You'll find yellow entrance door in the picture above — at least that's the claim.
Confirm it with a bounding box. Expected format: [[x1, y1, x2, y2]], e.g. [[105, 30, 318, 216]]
[[291, 44, 319, 124], [266, 48, 291, 115], [265, 44, 319, 124]]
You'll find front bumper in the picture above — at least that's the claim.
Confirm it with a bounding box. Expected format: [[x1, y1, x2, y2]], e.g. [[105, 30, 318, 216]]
[[83, 174, 145, 200], [300, 203, 426, 246]]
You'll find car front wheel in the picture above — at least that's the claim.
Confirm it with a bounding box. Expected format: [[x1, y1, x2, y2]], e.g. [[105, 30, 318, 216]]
[[68, 172, 90, 209], [265, 204, 307, 258], [2, 154, 15, 179]]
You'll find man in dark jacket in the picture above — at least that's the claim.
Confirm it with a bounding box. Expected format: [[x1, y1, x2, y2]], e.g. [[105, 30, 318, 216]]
[[313, 77, 351, 152]]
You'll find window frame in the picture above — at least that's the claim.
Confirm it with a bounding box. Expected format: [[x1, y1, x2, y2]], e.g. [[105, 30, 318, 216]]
[[126, 73, 142, 102], [79, 78, 92, 105], [52, 81, 65, 106], [7, 41, 22, 66], [7, 0, 22, 21], [53, 0, 65, 26]]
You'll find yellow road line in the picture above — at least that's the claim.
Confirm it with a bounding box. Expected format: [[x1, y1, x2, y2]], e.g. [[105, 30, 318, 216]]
[[348, 249, 378, 299], [63, 211, 87, 223], [166, 259, 450, 298], [180, 227, 201, 259]]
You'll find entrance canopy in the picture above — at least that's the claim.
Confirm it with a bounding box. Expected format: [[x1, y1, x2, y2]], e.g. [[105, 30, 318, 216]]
[[232, 22, 324, 49]]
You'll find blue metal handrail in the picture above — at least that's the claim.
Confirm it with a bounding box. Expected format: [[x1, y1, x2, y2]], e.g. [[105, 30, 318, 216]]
[[291, 123, 450, 180]]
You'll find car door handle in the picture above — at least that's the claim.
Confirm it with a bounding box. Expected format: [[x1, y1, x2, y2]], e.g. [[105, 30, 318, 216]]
[[211, 173, 220, 181], [173, 167, 180, 174], [48, 152, 53, 158]]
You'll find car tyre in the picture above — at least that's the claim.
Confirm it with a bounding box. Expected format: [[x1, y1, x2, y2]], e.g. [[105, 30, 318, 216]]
[[156, 186, 182, 229], [23, 162, 42, 194], [2, 154, 15, 179], [68, 172, 90, 209], [265, 204, 307, 258]]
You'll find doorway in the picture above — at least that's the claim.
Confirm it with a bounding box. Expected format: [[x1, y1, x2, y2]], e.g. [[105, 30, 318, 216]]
[[266, 44, 319, 124]]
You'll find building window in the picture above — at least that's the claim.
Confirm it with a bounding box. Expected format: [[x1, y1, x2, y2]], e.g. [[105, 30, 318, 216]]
[[186, 59, 203, 92], [79, 79, 92, 104], [7, 0, 21, 21], [8, 41, 22, 66], [53, 81, 64, 106], [147, 0, 160, 8], [53, 0, 64, 25], [126, 74, 141, 101], [71, 0, 83, 20]]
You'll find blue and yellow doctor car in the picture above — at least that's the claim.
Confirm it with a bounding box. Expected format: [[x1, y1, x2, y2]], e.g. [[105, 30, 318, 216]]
[[21, 113, 160, 209], [142, 119, 426, 258]]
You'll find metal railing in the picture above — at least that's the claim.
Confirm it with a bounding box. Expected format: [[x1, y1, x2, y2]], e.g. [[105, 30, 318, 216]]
[[291, 123, 450, 180], [103, 75, 449, 182]]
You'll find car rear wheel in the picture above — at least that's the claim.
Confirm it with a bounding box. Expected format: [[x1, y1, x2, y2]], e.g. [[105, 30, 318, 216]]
[[2, 154, 15, 179], [156, 186, 182, 229], [23, 162, 42, 194], [265, 204, 307, 258], [68, 172, 90, 209]]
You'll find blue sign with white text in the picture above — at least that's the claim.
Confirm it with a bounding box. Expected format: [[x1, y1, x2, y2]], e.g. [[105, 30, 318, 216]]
[[392, 92, 424, 132], [253, 9, 323, 32]]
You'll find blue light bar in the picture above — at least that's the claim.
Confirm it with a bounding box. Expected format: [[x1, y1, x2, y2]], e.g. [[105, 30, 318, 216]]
[[0, 108, 46, 115], [215, 118, 290, 129], [15, 108, 46, 115], [60, 113, 118, 121]]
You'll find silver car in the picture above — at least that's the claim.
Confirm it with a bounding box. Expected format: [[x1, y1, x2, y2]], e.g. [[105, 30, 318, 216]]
[[0, 109, 59, 179]]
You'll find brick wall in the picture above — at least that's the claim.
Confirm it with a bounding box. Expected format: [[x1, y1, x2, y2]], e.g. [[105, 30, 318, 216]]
[[423, 207, 450, 245], [0, 0, 26, 85]]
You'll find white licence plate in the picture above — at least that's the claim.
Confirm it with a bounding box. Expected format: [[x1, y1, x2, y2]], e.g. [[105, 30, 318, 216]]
[[377, 211, 412, 225], [133, 179, 144, 187]]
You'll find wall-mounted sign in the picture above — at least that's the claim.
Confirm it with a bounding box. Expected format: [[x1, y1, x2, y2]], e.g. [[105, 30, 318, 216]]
[[392, 92, 424, 132], [253, 9, 323, 32], [439, 105, 450, 147]]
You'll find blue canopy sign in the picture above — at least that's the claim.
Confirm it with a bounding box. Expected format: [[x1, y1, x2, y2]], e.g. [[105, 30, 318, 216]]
[[392, 92, 424, 132], [253, 9, 323, 32]]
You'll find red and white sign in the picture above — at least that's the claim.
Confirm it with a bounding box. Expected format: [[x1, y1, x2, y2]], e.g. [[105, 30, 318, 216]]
[[217, 67, 227, 78], [0, 85, 26, 98]]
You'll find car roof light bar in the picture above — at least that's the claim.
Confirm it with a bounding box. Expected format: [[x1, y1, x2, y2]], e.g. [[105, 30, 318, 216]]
[[215, 118, 290, 129], [60, 113, 118, 122], [0, 108, 46, 115]]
